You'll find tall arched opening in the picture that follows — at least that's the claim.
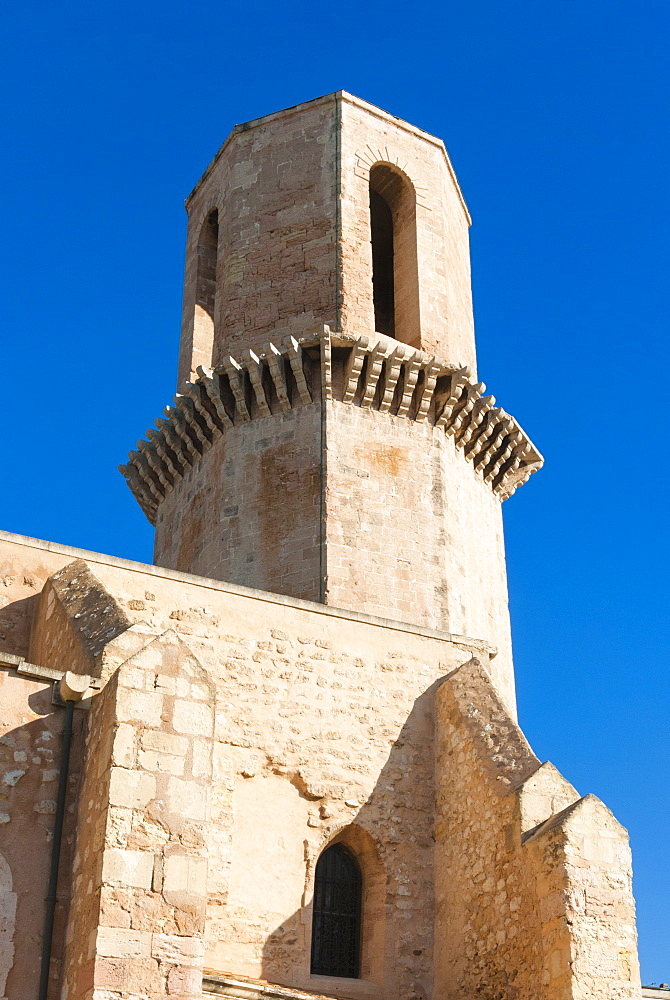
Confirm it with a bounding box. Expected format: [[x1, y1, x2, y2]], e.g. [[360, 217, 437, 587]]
[[193, 208, 219, 368], [310, 843, 361, 978], [308, 825, 386, 986], [369, 164, 420, 348]]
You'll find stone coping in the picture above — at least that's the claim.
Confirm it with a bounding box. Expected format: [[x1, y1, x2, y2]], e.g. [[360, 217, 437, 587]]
[[0, 529, 497, 657], [120, 326, 543, 524], [202, 971, 377, 1000], [186, 91, 471, 225]]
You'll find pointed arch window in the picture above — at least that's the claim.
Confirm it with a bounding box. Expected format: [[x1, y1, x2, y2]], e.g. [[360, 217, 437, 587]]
[[310, 843, 362, 979]]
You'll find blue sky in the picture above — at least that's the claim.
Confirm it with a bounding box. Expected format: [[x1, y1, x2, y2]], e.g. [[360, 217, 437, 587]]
[[1, 0, 668, 982]]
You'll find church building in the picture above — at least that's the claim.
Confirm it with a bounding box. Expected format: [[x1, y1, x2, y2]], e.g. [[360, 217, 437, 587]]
[[0, 92, 641, 1000]]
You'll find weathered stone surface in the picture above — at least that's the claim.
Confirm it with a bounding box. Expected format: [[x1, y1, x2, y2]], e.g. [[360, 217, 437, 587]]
[[434, 657, 640, 999], [0, 92, 645, 1000], [101, 849, 154, 890], [108, 767, 156, 810], [29, 558, 132, 677], [172, 699, 214, 737], [120, 95, 538, 707]]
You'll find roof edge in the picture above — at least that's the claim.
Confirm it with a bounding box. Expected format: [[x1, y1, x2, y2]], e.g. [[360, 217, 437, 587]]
[[0, 528, 494, 653], [185, 91, 471, 225]]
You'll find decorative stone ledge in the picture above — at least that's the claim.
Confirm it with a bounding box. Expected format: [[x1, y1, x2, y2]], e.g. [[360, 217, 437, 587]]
[[121, 326, 543, 524]]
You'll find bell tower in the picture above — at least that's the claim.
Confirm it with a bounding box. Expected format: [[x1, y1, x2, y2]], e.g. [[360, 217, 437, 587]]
[[121, 92, 542, 713]]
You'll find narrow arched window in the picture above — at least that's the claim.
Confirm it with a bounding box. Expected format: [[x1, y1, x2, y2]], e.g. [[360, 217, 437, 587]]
[[310, 843, 362, 978], [369, 164, 420, 348], [193, 209, 219, 365], [370, 189, 395, 337]]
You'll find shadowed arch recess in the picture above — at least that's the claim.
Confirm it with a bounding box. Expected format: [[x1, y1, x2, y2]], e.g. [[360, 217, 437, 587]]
[[310, 843, 361, 978], [193, 208, 219, 368], [369, 163, 420, 349]]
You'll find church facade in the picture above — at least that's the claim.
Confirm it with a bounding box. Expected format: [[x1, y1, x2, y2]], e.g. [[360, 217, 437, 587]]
[[0, 93, 641, 1000]]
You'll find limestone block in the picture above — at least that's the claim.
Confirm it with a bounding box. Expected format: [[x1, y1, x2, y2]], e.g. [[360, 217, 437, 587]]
[[189, 682, 209, 701], [167, 964, 203, 994], [107, 806, 133, 847], [116, 687, 163, 726], [96, 926, 152, 960], [167, 776, 208, 821], [516, 760, 579, 834], [151, 933, 205, 966], [119, 665, 149, 690], [94, 955, 128, 990], [97, 623, 161, 680], [138, 749, 185, 776], [153, 673, 177, 694], [101, 848, 154, 889], [95, 953, 161, 994], [176, 676, 191, 698], [163, 854, 207, 895], [191, 739, 212, 779], [140, 730, 188, 756], [172, 700, 214, 736], [112, 723, 136, 768], [124, 639, 167, 673], [108, 767, 156, 810]]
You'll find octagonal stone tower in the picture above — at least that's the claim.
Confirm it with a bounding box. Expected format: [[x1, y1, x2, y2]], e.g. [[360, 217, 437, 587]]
[[122, 92, 542, 713]]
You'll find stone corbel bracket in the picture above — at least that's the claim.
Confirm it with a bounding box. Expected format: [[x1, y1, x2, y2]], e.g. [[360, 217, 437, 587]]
[[121, 326, 543, 524]]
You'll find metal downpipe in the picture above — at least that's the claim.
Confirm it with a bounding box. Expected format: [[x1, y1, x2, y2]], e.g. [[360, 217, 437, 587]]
[[38, 697, 75, 1000]]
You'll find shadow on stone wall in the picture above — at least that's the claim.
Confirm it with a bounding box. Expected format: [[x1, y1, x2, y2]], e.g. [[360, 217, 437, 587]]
[[0, 677, 84, 1000], [257, 680, 445, 1000], [0, 594, 39, 659]]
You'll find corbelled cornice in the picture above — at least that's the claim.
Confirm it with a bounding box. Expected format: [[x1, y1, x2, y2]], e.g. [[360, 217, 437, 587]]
[[120, 327, 543, 524]]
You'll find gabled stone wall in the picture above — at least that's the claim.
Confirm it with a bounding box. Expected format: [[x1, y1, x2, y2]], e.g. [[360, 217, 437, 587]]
[[434, 658, 640, 1000], [60, 630, 215, 1000]]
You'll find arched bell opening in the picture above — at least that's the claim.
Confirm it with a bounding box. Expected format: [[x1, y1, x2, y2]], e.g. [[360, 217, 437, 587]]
[[193, 208, 219, 368], [369, 164, 421, 349]]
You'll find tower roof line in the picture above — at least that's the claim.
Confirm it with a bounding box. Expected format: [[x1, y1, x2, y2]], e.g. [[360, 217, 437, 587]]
[[185, 91, 471, 226]]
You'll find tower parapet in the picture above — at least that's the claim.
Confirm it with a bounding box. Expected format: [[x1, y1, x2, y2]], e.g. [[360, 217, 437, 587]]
[[122, 328, 541, 526]]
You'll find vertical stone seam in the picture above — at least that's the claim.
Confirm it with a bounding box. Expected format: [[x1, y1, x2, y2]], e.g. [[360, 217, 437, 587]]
[[334, 90, 342, 333], [319, 95, 341, 603]]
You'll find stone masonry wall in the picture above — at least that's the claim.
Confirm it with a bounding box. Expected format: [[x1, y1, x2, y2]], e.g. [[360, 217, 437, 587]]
[[523, 795, 640, 1000], [153, 400, 323, 602], [179, 96, 337, 384], [198, 621, 472, 1000], [0, 543, 91, 999], [0, 667, 85, 1000], [70, 550, 475, 1000], [0, 534, 482, 1000], [324, 398, 515, 713], [60, 630, 215, 1000], [0, 534, 643, 1000], [338, 96, 476, 373], [177, 93, 476, 387], [434, 657, 641, 1000], [152, 367, 517, 715]]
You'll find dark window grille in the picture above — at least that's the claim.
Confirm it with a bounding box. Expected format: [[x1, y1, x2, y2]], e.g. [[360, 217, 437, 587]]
[[310, 843, 362, 978]]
